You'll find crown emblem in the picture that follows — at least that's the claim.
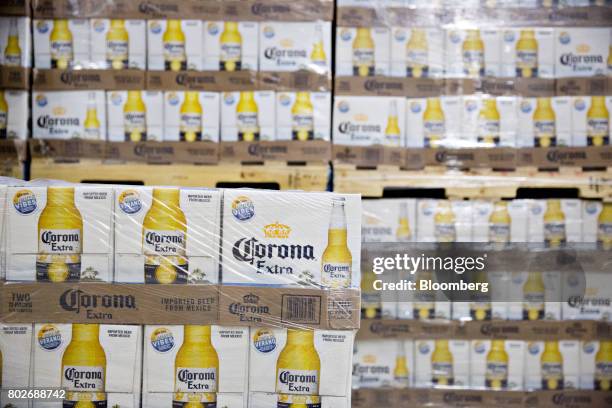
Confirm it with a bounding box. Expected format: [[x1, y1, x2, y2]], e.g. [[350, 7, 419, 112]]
[[264, 222, 291, 238], [576, 44, 590, 53], [363, 354, 376, 364], [243, 293, 259, 304], [52, 106, 66, 115]]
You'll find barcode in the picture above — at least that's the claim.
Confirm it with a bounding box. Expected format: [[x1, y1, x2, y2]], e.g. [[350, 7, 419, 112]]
[[282, 295, 320, 324]]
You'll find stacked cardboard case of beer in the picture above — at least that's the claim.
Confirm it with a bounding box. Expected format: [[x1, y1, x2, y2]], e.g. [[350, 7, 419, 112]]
[[337, 1, 612, 404], [333, 0, 612, 151], [0, 179, 361, 407], [357, 196, 612, 394], [0, 3, 31, 175], [28, 0, 333, 153]]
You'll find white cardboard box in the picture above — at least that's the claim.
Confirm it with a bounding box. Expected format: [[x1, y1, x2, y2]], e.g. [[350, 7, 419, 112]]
[[34, 19, 90, 69], [33, 91, 106, 140], [7, 185, 113, 282], [163, 91, 220, 142], [90, 19, 146, 69], [113, 186, 220, 284], [107, 90, 163, 142]]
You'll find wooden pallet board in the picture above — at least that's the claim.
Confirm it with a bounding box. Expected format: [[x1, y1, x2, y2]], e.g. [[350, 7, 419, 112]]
[[30, 159, 330, 191], [333, 164, 612, 199], [0, 160, 23, 179]]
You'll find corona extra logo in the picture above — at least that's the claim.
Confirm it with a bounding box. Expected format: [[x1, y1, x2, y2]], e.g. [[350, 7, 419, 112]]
[[263, 47, 307, 60], [60, 289, 136, 317], [232, 237, 315, 264], [264, 222, 291, 239], [251, 3, 291, 15]]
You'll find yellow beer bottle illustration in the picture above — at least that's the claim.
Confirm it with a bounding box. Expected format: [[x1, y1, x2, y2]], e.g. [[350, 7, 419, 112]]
[[435, 201, 456, 243], [4, 18, 21, 67], [523, 271, 545, 320], [394, 341, 410, 388], [516, 29, 538, 78], [37, 187, 83, 282], [485, 340, 508, 390], [384, 100, 401, 147], [597, 202, 612, 250], [477, 98, 500, 146], [595, 341, 612, 391], [220, 22, 242, 72], [431, 340, 454, 386], [62, 324, 106, 407], [406, 29, 428, 78], [396, 202, 411, 242], [0, 90, 7, 139], [173, 325, 219, 407], [489, 201, 511, 244], [352, 28, 375, 77], [310, 23, 327, 71], [236, 91, 260, 142], [106, 19, 129, 70], [180, 92, 203, 142], [587, 96, 609, 146], [413, 269, 435, 320], [533, 98, 556, 147], [544, 199, 566, 247], [321, 197, 352, 288], [541, 341, 563, 390], [462, 29, 484, 77], [291, 92, 314, 141], [50, 19, 73, 69], [83, 92, 101, 140], [470, 270, 492, 321], [361, 267, 381, 319], [143, 188, 188, 284], [276, 329, 321, 408], [423, 98, 445, 148], [124, 90, 147, 142], [163, 20, 186, 71]]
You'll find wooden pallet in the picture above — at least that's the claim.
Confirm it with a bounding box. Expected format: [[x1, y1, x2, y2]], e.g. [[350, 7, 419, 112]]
[[30, 159, 330, 191], [333, 164, 612, 199], [0, 160, 23, 179]]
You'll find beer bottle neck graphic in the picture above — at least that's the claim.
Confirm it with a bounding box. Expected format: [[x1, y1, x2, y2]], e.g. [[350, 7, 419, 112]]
[[152, 188, 181, 211], [599, 341, 612, 353], [72, 324, 100, 342], [183, 325, 213, 344], [110, 19, 125, 29], [286, 329, 314, 346], [184, 92, 199, 104], [435, 340, 450, 352], [47, 187, 75, 207], [328, 199, 348, 244], [491, 340, 505, 352], [544, 342, 559, 353]]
